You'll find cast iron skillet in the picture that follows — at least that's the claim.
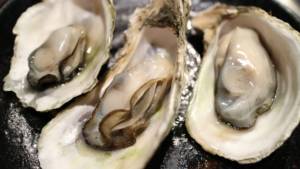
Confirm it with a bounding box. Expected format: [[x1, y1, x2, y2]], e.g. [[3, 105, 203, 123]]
[[0, 0, 300, 169]]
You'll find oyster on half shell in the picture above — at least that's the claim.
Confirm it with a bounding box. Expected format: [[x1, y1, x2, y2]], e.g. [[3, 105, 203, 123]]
[[3, 0, 115, 111], [38, 0, 189, 169], [186, 4, 300, 163]]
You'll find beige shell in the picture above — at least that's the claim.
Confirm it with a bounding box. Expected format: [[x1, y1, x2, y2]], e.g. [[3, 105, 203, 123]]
[[3, 0, 115, 111], [186, 4, 300, 164], [38, 0, 190, 169]]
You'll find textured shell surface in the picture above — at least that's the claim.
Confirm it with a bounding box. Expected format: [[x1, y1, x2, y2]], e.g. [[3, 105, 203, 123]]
[[3, 0, 115, 112], [186, 4, 300, 164], [38, 1, 191, 169]]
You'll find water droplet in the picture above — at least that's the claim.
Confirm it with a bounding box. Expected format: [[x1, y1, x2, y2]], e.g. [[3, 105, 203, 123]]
[[4, 130, 9, 136], [16, 137, 22, 144]]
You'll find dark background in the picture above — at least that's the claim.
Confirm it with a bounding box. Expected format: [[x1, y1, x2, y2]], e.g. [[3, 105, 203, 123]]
[[0, 0, 300, 169]]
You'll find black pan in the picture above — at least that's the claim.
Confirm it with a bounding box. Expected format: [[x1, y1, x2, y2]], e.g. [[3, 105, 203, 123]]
[[0, 0, 300, 169]]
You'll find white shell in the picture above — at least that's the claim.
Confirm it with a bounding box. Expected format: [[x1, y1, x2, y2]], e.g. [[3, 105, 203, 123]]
[[38, 0, 189, 168], [186, 4, 300, 164], [3, 0, 115, 111], [39, 91, 175, 169]]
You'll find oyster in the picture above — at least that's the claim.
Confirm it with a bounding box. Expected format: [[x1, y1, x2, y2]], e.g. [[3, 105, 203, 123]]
[[3, 0, 115, 111], [186, 4, 300, 163], [38, 0, 189, 169]]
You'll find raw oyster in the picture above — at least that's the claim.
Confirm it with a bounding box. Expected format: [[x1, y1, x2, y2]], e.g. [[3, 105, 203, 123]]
[[186, 4, 300, 163], [3, 0, 115, 111], [38, 0, 189, 169]]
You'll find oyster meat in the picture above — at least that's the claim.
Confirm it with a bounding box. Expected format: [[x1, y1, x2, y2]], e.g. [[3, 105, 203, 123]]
[[83, 32, 175, 149], [186, 4, 300, 163], [38, 0, 189, 169], [3, 0, 115, 111]]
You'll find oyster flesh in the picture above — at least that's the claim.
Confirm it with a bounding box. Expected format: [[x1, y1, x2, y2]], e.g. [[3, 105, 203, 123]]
[[186, 4, 300, 163], [3, 0, 115, 111], [38, 0, 189, 169]]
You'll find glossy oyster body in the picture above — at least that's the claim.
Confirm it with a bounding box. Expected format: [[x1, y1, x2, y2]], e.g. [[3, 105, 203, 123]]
[[186, 4, 300, 163], [4, 0, 115, 111]]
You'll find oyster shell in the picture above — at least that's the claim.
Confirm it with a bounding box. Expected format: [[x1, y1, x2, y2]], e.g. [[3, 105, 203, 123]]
[[186, 4, 300, 163], [38, 0, 189, 168], [3, 0, 115, 111]]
